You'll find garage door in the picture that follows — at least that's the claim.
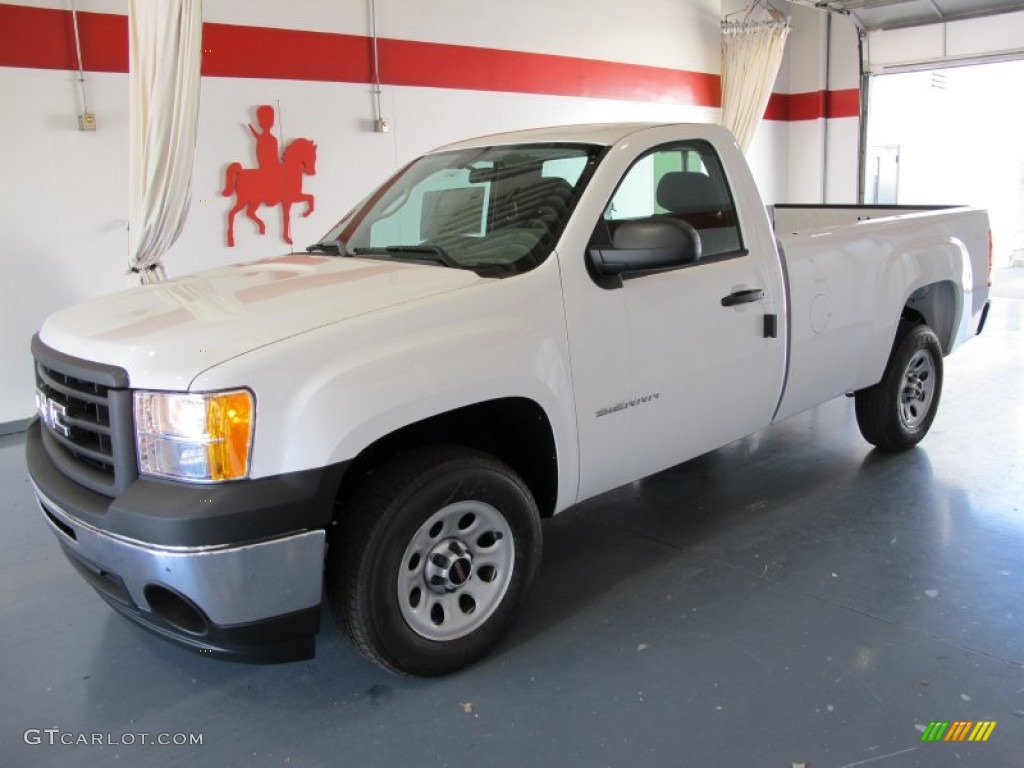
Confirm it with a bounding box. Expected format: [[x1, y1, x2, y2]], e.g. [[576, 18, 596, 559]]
[[845, 1, 1024, 265], [864, 60, 1024, 266]]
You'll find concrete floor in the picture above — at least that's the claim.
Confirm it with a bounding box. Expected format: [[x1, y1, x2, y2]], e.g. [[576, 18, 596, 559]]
[[2, 270, 1022, 768]]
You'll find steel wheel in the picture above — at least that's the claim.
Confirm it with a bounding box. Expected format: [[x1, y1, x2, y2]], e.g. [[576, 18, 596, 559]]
[[397, 500, 515, 641], [899, 348, 937, 429], [855, 321, 944, 451], [328, 445, 541, 675]]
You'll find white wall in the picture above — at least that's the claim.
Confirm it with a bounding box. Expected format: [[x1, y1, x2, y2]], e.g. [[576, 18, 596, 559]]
[[0, 68, 131, 424], [780, 3, 861, 204]]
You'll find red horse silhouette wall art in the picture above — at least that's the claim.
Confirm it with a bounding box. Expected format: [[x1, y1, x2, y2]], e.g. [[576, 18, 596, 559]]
[[223, 105, 317, 247]]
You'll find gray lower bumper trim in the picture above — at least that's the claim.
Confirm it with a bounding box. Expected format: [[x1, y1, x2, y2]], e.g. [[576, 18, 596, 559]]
[[32, 480, 325, 626]]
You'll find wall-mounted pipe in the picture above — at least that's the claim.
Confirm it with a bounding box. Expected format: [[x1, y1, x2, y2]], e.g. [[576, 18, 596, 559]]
[[857, 29, 869, 204], [70, 0, 93, 128], [821, 10, 831, 203], [368, 0, 387, 132]]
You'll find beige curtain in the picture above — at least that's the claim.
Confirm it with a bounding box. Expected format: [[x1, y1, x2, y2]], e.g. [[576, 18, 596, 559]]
[[127, 0, 203, 285], [721, 16, 791, 153]]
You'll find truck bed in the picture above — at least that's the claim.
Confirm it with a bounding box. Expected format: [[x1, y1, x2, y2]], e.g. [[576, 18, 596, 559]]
[[770, 204, 961, 235], [770, 204, 990, 422]]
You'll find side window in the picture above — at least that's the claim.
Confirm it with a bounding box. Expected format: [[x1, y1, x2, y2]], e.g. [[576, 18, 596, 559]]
[[602, 142, 743, 259]]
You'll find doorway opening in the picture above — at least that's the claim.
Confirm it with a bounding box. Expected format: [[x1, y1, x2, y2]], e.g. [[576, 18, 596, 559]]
[[865, 60, 1024, 267]]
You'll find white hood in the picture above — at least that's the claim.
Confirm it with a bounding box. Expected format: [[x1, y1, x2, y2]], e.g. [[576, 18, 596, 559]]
[[39, 253, 485, 390]]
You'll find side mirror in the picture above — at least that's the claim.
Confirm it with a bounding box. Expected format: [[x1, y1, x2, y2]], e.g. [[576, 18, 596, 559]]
[[588, 218, 701, 277]]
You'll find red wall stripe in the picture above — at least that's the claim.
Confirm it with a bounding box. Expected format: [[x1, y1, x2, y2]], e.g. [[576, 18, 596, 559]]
[[765, 88, 860, 121], [202, 22, 372, 82], [826, 88, 860, 119], [0, 3, 855, 120], [788, 91, 829, 121], [0, 4, 127, 72], [377, 37, 720, 106], [763, 93, 791, 121]]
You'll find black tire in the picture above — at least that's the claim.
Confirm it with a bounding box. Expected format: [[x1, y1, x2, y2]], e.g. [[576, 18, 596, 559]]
[[855, 321, 944, 451], [327, 445, 542, 676]]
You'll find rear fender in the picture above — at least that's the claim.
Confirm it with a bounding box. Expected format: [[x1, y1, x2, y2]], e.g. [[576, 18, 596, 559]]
[[865, 236, 967, 383]]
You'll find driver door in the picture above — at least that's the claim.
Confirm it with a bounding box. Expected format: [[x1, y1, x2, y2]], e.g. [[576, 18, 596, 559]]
[[563, 140, 786, 501]]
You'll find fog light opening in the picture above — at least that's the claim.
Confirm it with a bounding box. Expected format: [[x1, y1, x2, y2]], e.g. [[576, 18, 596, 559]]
[[143, 584, 209, 636]]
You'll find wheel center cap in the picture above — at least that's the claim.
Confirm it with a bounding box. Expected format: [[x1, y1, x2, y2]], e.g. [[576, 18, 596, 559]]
[[424, 539, 474, 594]]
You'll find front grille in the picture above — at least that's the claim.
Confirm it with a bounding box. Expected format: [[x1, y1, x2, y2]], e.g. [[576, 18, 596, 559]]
[[36, 363, 115, 474], [32, 335, 136, 498]]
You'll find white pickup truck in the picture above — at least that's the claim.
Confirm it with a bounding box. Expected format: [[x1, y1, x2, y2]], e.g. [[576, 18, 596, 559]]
[[27, 123, 991, 675]]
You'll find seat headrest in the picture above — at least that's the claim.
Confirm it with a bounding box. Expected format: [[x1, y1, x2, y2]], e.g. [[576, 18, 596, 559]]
[[656, 171, 721, 215]]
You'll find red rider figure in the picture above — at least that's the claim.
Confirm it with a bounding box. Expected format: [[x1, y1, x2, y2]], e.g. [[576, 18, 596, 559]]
[[249, 105, 283, 189]]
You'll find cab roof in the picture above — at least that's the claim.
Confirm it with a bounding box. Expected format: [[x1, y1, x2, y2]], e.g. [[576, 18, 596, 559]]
[[434, 122, 687, 152]]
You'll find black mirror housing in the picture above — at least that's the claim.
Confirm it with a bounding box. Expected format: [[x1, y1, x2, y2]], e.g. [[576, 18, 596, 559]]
[[589, 218, 701, 276]]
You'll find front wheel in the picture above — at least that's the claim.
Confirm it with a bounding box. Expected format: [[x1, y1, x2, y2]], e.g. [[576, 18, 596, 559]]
[[855, 322, 944, 451], [327, 446, 542, 676]]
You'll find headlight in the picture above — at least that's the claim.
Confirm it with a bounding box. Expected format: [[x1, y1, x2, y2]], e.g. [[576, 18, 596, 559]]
[[134, 390, 254, 482]]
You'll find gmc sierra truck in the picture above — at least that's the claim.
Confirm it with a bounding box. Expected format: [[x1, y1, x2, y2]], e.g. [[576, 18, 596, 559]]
[[26, 123, 991, 675]]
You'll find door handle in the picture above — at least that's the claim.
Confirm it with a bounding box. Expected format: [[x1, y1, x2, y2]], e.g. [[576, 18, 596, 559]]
[[721, 288, 765, 307]]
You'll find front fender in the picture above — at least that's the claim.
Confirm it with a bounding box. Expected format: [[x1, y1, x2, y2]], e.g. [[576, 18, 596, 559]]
[[191, 262, 580, 512]]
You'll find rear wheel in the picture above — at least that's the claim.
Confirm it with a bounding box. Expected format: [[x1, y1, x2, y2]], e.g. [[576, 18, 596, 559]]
[[327, 446, 541, 676], [855, 322, 944, 451]]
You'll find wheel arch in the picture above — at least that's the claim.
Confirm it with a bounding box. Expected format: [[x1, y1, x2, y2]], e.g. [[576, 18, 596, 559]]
[[333, 397, 560, 520], [901, 279, 961, 354]]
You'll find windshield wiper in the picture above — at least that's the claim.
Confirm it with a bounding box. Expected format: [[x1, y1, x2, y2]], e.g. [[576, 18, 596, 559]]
[[351, 245, 459, 269], [305, 240, 345, 255]]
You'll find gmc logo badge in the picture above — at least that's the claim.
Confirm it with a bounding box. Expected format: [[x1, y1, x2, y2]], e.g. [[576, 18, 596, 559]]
[[36, 390, 70, 437]]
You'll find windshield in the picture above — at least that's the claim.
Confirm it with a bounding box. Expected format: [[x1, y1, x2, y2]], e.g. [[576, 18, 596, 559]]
[[316, 143, 603, 276]]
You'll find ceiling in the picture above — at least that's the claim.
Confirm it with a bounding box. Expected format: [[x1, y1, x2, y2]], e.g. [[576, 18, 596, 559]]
[[786, 0, 1024, 30]]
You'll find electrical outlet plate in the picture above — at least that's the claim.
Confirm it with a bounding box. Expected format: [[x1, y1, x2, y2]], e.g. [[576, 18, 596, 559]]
[[375, 118, 390, 134], [78, 112, 97, 132]]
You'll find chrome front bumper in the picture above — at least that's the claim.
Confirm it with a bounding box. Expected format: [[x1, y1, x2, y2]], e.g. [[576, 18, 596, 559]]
[[31, 478, 326, 662]]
